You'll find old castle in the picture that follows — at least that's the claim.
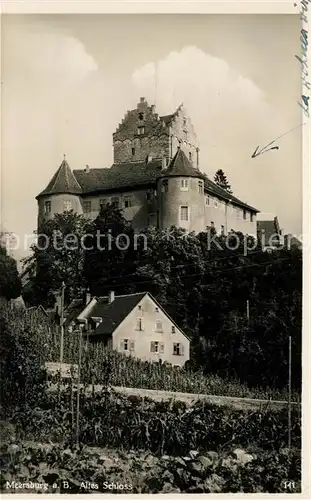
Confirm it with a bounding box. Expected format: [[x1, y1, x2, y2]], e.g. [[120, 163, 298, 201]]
[[37, 97, 259, 235]]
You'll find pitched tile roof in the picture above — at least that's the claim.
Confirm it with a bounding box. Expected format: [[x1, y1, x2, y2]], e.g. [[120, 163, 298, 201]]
[[87, 292, 146, 336], [73, 159, 163, 194], [37, 159, 82, 198], [159, 148, 205, 179], [203, 175, 259, 212]]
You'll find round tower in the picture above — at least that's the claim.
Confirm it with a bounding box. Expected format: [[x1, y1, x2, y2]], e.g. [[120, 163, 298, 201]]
[[157, 147, 205, 233], [36, 157, 83, 230]]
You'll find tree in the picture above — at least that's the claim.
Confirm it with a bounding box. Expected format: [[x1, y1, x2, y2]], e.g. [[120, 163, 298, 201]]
[[214, 169, 232, 193], [0, 237, 22, 301], [22, 211, 93, 307]]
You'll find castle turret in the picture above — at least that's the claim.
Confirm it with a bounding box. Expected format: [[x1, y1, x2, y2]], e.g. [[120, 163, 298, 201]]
[[157, 147, 205, 232], [36, 156, 83, 229]]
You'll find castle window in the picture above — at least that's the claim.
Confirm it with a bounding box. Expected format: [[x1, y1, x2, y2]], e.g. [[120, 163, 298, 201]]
[[198, 180, 204, 194], [173, 342, 184, 356], [162, 179, 168, 193], [83, 201, 92, 213], [171, 325, 176, 334], [138, 112, 144, 120], [206, 196, 210, 205], [44, 201, 51, 214], [250, 213, 254, 222], [124, 195, 132, 208], [137, 126, 145, 135], [214, 199, 218, 208], [183, 117, 187, 127], [180, 179, 189, 191], [243, 209, 247, 220], [63, 200, 72, 211], [221, 225, 225, 235], [121, 339, 128, 351], [132, 147, 135, 156], [151, 341, 159, 353], [180, 206, 189, 222], [189, 151, 192, 161], [111, 197, 119, 208], [100, 199, 107, 209]]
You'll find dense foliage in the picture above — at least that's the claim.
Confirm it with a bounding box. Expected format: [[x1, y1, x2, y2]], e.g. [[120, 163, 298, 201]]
[[0, 241, 21, 301], [0, 440, 301, 493], [9, 390, 301, 454], [213, 169, 232, 193]]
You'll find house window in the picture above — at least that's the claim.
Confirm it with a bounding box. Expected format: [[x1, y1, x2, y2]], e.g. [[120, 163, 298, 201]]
[[171, 325, 176, 334], [173, 343, 184, 356], [198, 180, 204, 194], [124, 195, 132, 208], [180, 179, 189, 191], [132, 147, 135, 156], [137, 126, 145, 135], [206, 196, 210, 206], [111, 197, 119, 208], [162, 179, 168, 193], [63, 200, 72, 211], [138, 112, 144, 120], [122, 339, 129, 351], [99, 199, 107, 209], [214, 199, 218, 208], [243, 210, 247, 220], [151, 341, 164, 353], [83, 201, 92, 213], [44, 201, 51, 214], [155, 320, 163, 332], [180, 206, 189, 222], [136, 318, 143, 331]]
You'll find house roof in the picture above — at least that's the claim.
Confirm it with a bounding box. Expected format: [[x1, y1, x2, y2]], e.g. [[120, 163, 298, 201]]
[[159, 148, 205, 180], [73, 159, 163, 194], [87, 292, 147, 336], [63, 298, 85, 326], [37, 159, 82, 198]]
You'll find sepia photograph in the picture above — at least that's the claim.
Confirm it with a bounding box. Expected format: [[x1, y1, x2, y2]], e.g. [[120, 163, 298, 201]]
[[0, 3, 308, 495]]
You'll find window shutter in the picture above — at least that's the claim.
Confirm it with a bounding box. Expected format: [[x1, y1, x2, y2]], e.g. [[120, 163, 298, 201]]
[[180, 343, 184, 355], [120, 340, 124, 350], [150, 341, 154, 353], [159, 342, 164, 354], [129, 340, 135, 351]]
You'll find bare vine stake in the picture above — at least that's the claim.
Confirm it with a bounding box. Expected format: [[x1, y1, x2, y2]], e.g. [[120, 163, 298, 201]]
[[76, 324, 83, 446], [288, 336, 292, 450]]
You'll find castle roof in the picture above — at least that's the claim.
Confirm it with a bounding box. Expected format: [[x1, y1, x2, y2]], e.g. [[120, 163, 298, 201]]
[[37, 159, 82, 198], [159, 148, 205, 179], [202, 175, 259, 212], [73, 159, 163, 194]]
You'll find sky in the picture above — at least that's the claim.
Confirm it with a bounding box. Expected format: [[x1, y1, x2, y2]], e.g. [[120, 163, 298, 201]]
[[1, 14, 302, 262]]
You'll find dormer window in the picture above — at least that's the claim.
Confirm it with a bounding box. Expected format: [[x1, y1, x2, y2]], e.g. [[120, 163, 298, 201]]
[[137, 126, 145, 135], [180, 179, 189, 191]]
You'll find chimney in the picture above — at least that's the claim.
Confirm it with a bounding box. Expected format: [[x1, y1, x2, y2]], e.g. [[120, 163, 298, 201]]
[[108, 291, 115, 304], [85, 164, 90, 173]]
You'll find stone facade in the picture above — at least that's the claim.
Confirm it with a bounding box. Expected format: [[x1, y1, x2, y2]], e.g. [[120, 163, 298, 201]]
[[36, 98, 259, 236]]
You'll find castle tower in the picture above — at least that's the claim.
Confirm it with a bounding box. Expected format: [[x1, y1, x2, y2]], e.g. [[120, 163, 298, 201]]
[[36, 156, 83, 229], [157, 147, 205, 233], [113, 98, 199, 167]]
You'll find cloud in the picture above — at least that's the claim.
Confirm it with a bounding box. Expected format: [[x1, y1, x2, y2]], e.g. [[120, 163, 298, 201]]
[[4, 27, 98, 83]]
